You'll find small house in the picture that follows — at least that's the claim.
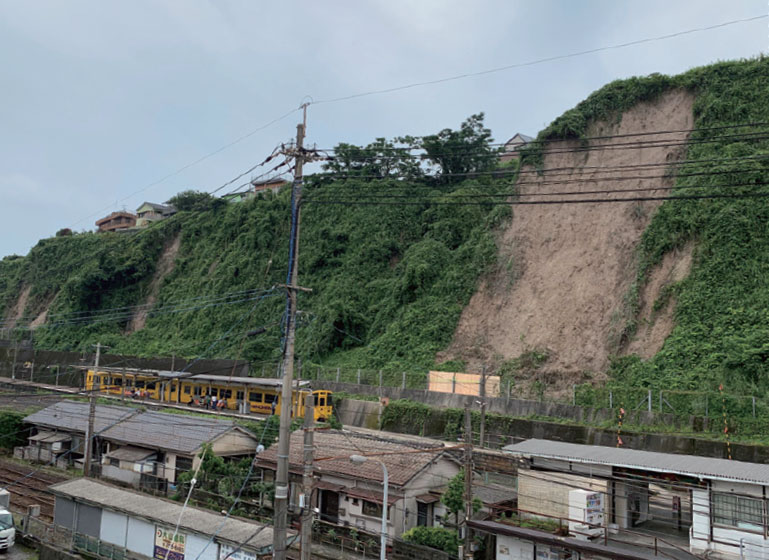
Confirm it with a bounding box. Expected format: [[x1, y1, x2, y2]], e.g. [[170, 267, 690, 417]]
[[95, 211, 137, 232], [135, 202, 176, 227], [500, 133, 534, 163]]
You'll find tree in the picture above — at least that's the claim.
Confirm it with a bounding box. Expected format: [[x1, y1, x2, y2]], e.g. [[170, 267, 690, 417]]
[[321, 137, 422, 182], [441, 469, 482, 526], [401, 526, 459, 555], [414, 113, 499, 183], [55, 228, 73, 237], [167, 190, 223, 212]]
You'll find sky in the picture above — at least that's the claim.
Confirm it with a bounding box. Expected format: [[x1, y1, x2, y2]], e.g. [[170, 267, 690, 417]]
[[0, 0, 767, 258]]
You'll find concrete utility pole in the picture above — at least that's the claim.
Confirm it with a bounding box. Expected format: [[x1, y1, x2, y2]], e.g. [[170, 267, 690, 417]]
[[463, 405, 473, 559], [479, 365, 487, 448], [300, 394, 314, 560], [84, 342, 103, 478], [273, 104, 308, 560]]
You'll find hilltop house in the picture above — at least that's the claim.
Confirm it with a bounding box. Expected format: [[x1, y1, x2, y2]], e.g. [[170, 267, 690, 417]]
[[135, 202, 176, 227], [95, 211, 137, 232], [255, 429, 460, 540], [223, 177, 288, 204], [500, 133, 534, 163]]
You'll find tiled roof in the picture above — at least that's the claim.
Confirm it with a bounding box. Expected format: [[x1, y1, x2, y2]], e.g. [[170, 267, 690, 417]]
[[23, 402, 136, 435], [255, 429, 453, 487], [50, 478, 279, 551], [137, 201, 175, 214], [100, 411, 249, 455], [505, 439, 769, 486]]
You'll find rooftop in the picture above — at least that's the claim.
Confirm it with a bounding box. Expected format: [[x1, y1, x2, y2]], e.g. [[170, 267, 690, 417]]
[[136, 201, 175, 214], [50, 478, 278, 551], [100, 410, 250, 455], [256, 429, 453, 487], [24, 402, 136, 434], [505, 439, 769, 486]]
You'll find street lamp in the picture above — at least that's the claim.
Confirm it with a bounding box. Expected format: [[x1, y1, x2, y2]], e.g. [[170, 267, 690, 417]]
[[350, 454, 388, 560]]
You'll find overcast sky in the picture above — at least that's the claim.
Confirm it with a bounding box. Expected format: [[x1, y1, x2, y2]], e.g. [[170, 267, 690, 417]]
[[1, 0, 766, 258]]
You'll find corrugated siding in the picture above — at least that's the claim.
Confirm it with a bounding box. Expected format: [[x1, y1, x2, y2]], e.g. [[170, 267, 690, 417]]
[[127, 517, 155, 558], [76, 503, 101, 537], [101, 510, 128, 547], [518, 470, 606, 520], [54, 497, 75, 530]]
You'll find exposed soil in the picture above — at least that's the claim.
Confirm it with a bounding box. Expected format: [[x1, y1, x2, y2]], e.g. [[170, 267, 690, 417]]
[[439, 89, 695, 385], [127, 234, 181, 332], [625, 241, 694, 358], [3, 285, 30, 329]]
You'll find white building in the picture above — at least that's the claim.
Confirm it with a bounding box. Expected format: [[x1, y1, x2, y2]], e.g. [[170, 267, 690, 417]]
[[505, 439, 769, 559]]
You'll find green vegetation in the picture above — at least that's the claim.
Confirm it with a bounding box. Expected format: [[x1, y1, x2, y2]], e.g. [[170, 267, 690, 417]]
[[0, 410, 26, 450], [0, 115, 508, 373], [401, 526, 459, 556]]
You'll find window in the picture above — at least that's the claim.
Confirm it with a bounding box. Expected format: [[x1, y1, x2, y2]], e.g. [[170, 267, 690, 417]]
[[417, 501, 430, 527], [222, 390, 232, 399], [713, 493, 764, 531], [109, 458, 119, 467], [147, 382, 156, 391], [249, 392, 263, 403], [183, 385, 191, 395], [236, 391, 244, 401], [194, 385, 202, 396], [361, 499, 391, 519], [264, 394, 278, 405]]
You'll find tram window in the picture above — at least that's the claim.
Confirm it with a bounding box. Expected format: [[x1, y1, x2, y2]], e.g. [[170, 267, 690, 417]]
[[318, 397, 326, 407], [114, 378, 122, 386], [313, 394, 319, 406], [327, 394, 333, 406], [147, 383, 156, 391], [236, 391, 244, 401], [249, 392, 263, 403], [183, 385, 191, 395], [193, 386, 201, 396], [222, 390, 232, 399], [136, 381, 145, 389], [264, 394, 277, 405]]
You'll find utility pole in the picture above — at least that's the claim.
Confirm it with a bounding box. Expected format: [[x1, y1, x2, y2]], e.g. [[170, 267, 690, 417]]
[[11, 338, 17, 380], [463, 405, 473, 559], [478, 365, 486, 448], [274, 104, 308, 560], [300, 394, 314, 560], [84, 342, 103, 478]]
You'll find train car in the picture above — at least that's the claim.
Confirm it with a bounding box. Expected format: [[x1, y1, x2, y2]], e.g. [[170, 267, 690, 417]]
[[84, 368, 333, 422]]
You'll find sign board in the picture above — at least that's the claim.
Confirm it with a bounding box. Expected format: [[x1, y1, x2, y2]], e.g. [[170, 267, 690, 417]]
[[219, 543, 256, 560], [154, 527, 186, 560]]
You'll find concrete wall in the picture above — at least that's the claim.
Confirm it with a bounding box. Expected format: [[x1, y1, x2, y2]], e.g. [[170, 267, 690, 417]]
[[211, 430, 259, 456], [319, 380, 687, 430], [101, 464, 141, 485], [337, 399, 381, 429], [518, 470, 606, 522]]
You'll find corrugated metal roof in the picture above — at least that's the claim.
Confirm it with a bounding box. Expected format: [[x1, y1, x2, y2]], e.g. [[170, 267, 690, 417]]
[[49, 478, 279, 551], [100, 411, 251, 455], [256, 429, 457, 487], [23, 402, 136, 434], [105, 446, 155, 462], [504, 439, 769, 485], [29, 431, 71, 443]]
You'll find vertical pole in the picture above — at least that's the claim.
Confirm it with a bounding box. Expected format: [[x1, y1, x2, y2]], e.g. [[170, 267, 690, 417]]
[[84, 342, 101, 478], [572, 384, 576, 406], [379, 461, 388, 560], [659, 391, 663, 413], [55, 366, 60, 386], [401, 371, 406, 389], [752, 396, 756, 418], [506, 380, 511, 406], [11, 340, 17, 380], [336, 367, 340, 383], [609, 391, 613, 409], [479, 366, 487, 448], [452, 372, 457, 393], [357, 369, 361, 385], [300, 394, 314, 560], [648, 389, 652, 413], [378, 370, 383, 389], [463, 406, 473, 559], [274, 106, 307, 560], [30, 361, 34, 382]]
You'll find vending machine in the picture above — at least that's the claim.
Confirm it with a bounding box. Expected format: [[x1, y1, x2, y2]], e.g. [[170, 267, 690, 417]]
[[568, 489, 604, 540]]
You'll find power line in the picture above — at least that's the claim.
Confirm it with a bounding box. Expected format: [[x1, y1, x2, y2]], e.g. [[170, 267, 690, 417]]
[[311, 14, 767, 105]]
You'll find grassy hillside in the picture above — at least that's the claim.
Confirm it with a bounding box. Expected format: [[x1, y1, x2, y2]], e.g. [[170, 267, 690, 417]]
[[0, 120, 508, 371], [3, 56, 769, 394], [521, 56, 769, 394]]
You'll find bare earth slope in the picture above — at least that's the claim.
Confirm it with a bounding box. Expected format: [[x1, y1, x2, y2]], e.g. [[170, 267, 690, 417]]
[[439, 90, 694, 379], [127, 234, 181, 333]]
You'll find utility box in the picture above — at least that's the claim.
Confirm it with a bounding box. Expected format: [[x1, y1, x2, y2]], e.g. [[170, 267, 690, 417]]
[[568, 489, 604, 540], [0, 490, 9, 509]]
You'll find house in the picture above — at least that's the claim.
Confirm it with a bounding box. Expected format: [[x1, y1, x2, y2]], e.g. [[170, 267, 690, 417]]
[[95, 211, 137, 232], [135, 202, 176, 227], [252, 177, 288, 195], [20, 402, 259, 493], [254, 429, 461, 540], [17, 401, 137, 468], [98, 410, 259, 491], [504, 438, 769, 559], [223, 177, 289, 204], [500, 133, 534, 163], [49, 478, 283, 558]]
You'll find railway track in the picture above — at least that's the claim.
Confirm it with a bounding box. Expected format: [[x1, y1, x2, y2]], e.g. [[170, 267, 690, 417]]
[[0, 459, 68, 521]]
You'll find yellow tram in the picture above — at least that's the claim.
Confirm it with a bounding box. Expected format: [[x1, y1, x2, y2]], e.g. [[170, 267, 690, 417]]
[[84, 368, 334, 422]]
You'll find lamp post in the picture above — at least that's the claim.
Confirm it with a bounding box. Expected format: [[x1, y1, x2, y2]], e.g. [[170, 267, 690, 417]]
[[350, 454, 388, 560]]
